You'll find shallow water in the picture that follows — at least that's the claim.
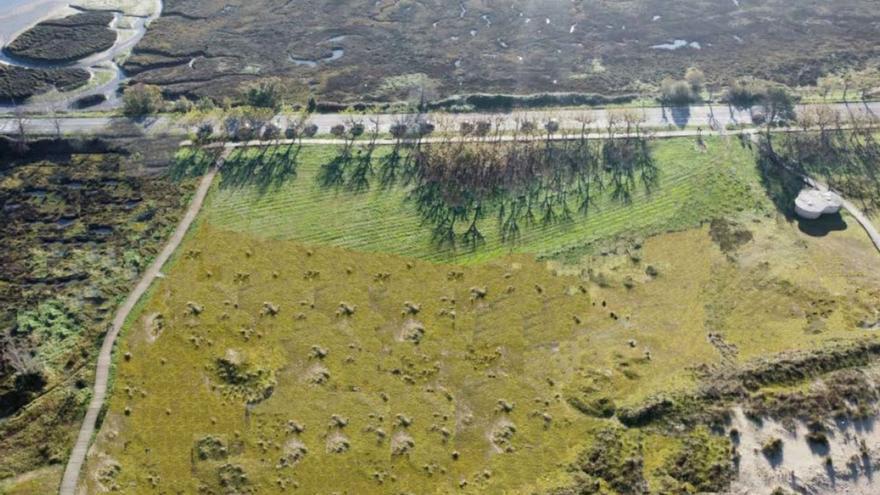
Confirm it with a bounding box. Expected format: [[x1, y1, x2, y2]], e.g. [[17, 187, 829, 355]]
[[290, 48, 344, 67], [0, 0, 71, 45], [651, 39, 701, 50]]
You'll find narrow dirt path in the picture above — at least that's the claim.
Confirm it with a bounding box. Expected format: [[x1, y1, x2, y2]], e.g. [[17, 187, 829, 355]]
[[59, 158, 222, 495], [839, 198, 880, 253]]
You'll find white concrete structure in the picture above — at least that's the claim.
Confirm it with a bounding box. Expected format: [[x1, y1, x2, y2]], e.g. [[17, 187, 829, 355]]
[[794, 188, 843, 220]]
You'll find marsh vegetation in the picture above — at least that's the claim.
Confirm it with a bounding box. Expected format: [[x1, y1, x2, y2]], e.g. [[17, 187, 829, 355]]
[[0, 139, 193, 487], [3, 12, 116, 64], [124, 0, 880, 104]]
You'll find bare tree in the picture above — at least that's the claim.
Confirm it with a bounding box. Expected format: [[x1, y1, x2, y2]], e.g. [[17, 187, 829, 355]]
[[619, 109, 645, 137], [12, 104, 30, 155], [474, 120, 492, 138], [459, 120, 475, 137], [50, 103, 64, 139], [302, 123, 318, 138], [575, 113, 595, 137], [544, 119, 560, 135], [842, 75, 852, 102], [606, 108, 624, 139]]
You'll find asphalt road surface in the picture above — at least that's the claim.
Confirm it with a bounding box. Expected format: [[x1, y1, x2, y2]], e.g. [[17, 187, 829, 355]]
[[1, 101, 877, 138]]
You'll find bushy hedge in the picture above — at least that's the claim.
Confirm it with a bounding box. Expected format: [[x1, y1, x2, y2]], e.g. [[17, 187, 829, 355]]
[[73, 93, 108, 109], [0, 137, 119, 162], [309, 92, 636, 114], [428, 92, 638, 112], [314, 101, 375, 113]]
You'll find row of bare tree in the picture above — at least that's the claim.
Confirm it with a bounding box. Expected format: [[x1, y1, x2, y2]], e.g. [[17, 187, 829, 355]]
[[782, 109, 880, 209], [757, 107, 880, 213], [316, 115, 657, 249]]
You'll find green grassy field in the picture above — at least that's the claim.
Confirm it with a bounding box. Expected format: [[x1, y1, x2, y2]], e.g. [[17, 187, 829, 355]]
[[203, 136, 769, 263], [81, 212, 880, 494], [73, 135, 880, 494]]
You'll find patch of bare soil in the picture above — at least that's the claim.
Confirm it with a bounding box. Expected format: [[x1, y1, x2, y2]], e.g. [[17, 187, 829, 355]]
[[728, 407, 880, 495]]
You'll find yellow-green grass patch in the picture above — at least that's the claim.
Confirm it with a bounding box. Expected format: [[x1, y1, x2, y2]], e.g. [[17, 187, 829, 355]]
[[85, 210, 880, 493]]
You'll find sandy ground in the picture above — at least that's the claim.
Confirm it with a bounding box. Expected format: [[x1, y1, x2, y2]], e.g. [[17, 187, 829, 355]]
[[728, 407, 880, 495], [0, 0, 71, 45]]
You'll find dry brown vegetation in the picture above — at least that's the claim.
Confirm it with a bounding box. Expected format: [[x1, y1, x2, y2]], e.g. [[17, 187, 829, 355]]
[[0, 65, 90, 103], [4, 12, 116, 63], [125, 0, 880, 103]]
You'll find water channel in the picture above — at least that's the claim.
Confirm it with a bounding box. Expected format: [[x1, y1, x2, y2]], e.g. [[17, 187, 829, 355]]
[[0, 0, 162, 112]]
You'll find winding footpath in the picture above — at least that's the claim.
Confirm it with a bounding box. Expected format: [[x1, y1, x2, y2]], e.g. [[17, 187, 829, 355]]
[[0, 0, 165, 113], [59, 156, 222, 495], [746, 132, 880, 254], [839, 199, 880, 253]]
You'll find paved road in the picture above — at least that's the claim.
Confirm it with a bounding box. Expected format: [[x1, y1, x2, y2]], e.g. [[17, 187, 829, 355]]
[[210, 127, 744, 149], [196, 122, 880, 149], [1, 101, 877, 138], [59, 159, 222, 495]]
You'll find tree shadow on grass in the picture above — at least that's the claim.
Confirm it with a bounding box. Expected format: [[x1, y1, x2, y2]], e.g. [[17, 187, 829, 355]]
[[756, 145, 805, 218], [755, 141, 851, 237], [668, 105, 692, 129], [219, 144, 301, 193], [169, 148, 213, 181], [756, 151, 850, 237]]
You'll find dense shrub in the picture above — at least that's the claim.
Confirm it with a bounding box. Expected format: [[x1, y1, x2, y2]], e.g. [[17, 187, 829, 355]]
[[428, 92, 637, 112], [242, 78, 285, 111], [659, 78, 699, 106], [122, 84, 164, 118], [0, 65, 89, 102], [658, 428, 734, 493], [565, 428, 649, 495], [723, 79, 765, 110], [73, 94, 107, 109]]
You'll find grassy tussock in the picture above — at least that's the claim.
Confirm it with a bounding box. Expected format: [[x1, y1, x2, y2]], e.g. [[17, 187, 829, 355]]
[[85, 206, 880, 493]]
